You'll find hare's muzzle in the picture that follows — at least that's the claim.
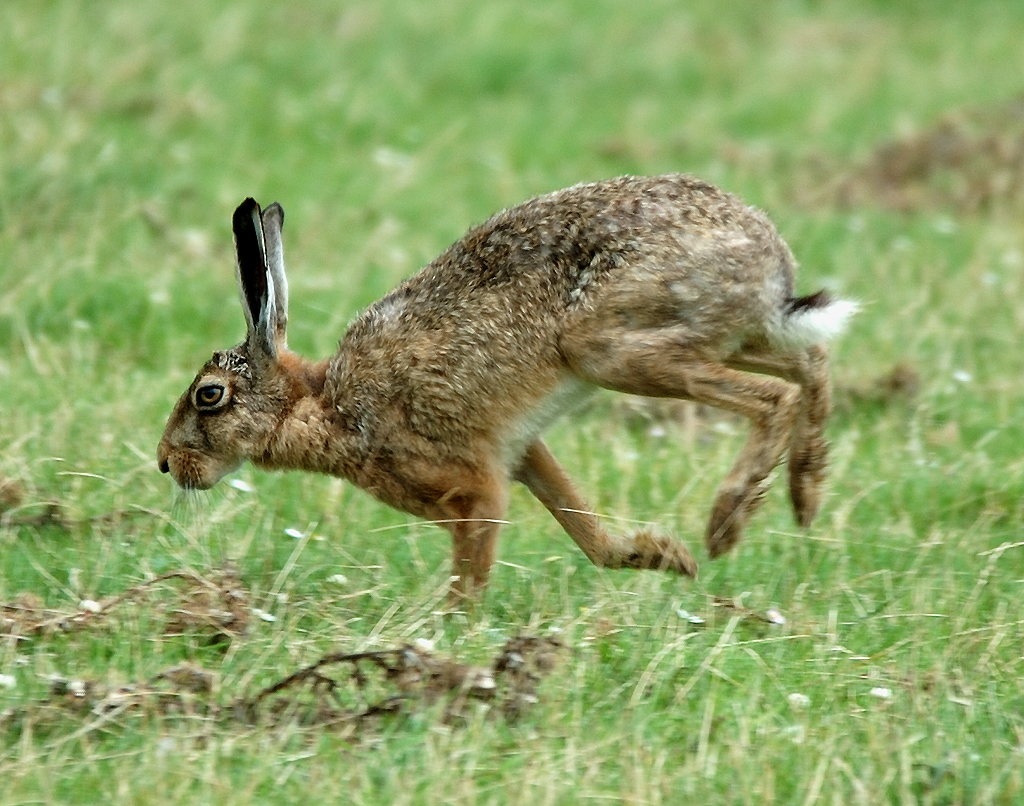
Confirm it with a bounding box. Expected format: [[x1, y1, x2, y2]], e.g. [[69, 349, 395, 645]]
[[157, 440, 172, 476]]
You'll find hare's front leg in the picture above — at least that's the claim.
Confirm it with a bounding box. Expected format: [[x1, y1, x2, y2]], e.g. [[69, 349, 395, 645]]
[[447, 517, 501, 602], [425, 471, 510, 602], [514, 440, 698, 576]]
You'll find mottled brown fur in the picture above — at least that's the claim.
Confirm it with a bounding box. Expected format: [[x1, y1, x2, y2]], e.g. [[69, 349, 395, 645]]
[[158, 175, 854, 599]]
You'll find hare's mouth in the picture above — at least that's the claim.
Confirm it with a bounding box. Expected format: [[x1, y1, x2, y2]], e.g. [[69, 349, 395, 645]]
[[175, 475, 215, 491], [169, 468, 215, 491], [160, 450, 225, 491]]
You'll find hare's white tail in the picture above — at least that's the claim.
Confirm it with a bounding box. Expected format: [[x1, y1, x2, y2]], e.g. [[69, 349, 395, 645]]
[[770, 291, 859, 351]]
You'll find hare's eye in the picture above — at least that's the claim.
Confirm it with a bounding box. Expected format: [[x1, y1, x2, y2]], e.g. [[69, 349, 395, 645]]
[[195, 384, 226, 409]]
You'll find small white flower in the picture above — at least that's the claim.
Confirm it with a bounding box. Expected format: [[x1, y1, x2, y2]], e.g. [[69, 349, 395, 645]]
[[327, 574, 349, 585], [156, 737, 177, 760], [413, 638, 435, 653], [251, 608, 276, 623], [228, 479, 255, 493], [766, 608, 786, 625], [781, 723, 806, 744], [869, 686, 893, 699], [952, 370, 972, 384], [1001, 249, 1023, 268], [78, 600, 102, 614], [470, 671, 496, 691], [675, 608, 705, 625], [372, 146, 412, 171], [0, 674, 16, 689], [284, 528, 304, 539], [787, 692, 810, 708]]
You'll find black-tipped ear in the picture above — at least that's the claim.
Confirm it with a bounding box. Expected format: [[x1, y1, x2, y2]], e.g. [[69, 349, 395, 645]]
[[232, 198, 278, 361]]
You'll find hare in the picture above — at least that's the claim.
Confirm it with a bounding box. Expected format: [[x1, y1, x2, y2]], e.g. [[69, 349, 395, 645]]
[[158, 174, 855, 598]]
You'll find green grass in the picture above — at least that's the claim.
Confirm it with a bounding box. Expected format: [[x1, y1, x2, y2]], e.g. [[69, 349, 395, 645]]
[[3, 0, 1024, 803]]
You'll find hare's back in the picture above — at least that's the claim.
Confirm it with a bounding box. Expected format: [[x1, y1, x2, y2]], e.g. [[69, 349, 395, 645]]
[[537, 174, 797, 347], [330, 174, 792, 435]]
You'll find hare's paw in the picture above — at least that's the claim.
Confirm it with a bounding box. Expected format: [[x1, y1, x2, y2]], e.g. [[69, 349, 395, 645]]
[[705, 483, 768, 558], [788, 439, 828, 529], [621, 529, 698, 578]]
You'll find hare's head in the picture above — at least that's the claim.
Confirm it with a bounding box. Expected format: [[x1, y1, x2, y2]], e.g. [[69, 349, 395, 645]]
[[158, 198, 293, 490]]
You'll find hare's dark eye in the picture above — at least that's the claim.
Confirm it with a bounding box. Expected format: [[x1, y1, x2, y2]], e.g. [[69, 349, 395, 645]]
[[194, 384, 226, 409]]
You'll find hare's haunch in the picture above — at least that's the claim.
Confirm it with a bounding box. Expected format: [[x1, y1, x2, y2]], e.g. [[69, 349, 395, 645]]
[[158, 174, 855, 598]]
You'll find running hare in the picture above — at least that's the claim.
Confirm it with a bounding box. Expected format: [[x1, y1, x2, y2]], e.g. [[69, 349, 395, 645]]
[[158, 174, 855, 598]]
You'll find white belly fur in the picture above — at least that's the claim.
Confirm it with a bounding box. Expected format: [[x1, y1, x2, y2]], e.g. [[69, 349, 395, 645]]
[[499, 377, 596, 468]]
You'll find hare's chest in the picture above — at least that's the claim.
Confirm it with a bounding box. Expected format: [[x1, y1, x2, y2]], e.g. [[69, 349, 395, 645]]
[[499, 377, 595, 468]]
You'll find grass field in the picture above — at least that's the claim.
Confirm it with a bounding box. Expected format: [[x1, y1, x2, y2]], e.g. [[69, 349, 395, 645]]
[[3, 0, 1024, 803]]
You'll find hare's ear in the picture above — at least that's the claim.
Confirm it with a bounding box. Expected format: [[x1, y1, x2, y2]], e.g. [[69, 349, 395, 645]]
[[232, 198, 278, 361], [260, 202, 289, 349]]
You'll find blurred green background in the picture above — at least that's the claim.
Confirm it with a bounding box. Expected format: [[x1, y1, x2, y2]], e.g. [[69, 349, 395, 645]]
[[2, 1, 1024, 803]]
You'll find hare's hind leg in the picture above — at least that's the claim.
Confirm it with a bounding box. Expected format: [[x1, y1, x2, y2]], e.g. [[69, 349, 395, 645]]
[[514, 440, 698, 576], [560, 331, 801, 558], [727, 343, 831, 528]]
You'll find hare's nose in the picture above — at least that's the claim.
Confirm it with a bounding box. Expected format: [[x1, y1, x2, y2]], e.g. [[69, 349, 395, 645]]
[[159, 458, 170, 474]]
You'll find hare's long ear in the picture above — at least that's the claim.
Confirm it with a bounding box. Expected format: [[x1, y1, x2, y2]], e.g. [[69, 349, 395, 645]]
[[260, 202, 289, 349], [232, 198, 278, 361]]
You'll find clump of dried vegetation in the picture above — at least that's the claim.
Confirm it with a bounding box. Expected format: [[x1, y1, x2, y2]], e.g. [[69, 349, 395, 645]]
[[0, 565, 251, 643], [833, 362, 922, 412], [811, 96, 1024, 214], [0, 565, 566, 739], [0, 475, 25, 513]]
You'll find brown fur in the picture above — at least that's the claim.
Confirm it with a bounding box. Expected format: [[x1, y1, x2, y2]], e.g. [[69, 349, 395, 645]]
[[158, 175, 854, 599]]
